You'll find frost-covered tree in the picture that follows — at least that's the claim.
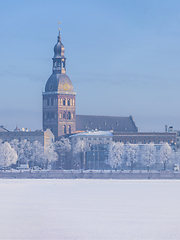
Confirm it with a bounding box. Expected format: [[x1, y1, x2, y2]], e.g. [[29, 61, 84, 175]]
[[30, 141, 46, 168], [10, 139, 33, 165], [159, 143, 172, 170], [54, 138, 71, 169], [0, 142, 18, 168], [143, 143, 156, 171], [73, 140, 86, 169], [44, 143, 58, 169], [107, 142, 124, 170], [125, 144, 138, 171]]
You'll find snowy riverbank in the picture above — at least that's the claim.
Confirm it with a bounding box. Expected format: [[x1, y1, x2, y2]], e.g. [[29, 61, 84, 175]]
[[1, 169, 180, 179]]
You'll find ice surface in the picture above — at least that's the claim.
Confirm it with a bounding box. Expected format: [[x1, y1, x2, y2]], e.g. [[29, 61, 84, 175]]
[[0, 179, 180, 240]]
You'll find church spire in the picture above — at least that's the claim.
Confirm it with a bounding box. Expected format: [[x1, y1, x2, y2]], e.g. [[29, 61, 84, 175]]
[[52, 23, 66, 74]]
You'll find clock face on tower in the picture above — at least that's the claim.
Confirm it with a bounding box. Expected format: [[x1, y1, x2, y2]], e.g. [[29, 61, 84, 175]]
[[63, 83, 69, 91], [49, 84, 53, 90]]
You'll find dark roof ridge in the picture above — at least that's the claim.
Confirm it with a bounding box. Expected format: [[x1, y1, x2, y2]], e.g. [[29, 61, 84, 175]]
[[76, 114, 131, 118]]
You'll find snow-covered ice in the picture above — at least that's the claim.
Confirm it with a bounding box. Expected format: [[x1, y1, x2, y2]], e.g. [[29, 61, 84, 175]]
[[0, 179, 180, 240]]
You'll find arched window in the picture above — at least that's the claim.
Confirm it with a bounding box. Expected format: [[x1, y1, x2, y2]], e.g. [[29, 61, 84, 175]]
[[63, 112, 66, 119], [68, 125, 71, 134], [67, 112, 71, 119], [63, 125, 66, 134], [47, 112, 50, 120], [51, 98, 53, 106], [68, 99, 70, 106], [47, 99, 49, 106], [63, 99, 66, 106]]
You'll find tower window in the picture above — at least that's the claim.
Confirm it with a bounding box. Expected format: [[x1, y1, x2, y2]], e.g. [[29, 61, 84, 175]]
[[63, 112, 66, 119], [68, 99, 70, 106], [68, 125, 71, 134], [47, 112, 50, 120], [51, 99, 53, 106], [67, 112, 71, 119], [63, 125, 66, 134], [63, 99, 66, 106], [47, 99, 49, 106]]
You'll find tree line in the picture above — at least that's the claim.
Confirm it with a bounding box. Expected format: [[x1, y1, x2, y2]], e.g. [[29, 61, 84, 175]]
[[107, 142, 178, 171], [0, 139, 179, 171], [0, 138, 71, 169]]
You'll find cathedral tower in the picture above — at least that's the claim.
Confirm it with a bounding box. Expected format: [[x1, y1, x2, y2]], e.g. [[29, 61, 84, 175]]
[[43, 30, 76, 140]]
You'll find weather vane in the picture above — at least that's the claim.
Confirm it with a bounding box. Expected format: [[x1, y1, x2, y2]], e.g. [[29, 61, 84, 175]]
[[58, 21, 61, 31]]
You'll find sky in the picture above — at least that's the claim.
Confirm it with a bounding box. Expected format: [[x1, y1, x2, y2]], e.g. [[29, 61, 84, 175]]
[[0, 0, 180, 132]]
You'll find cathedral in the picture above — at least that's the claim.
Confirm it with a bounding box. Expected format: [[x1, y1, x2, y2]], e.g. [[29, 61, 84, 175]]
[[43, 30, 138, 140], [42, 30, 76, 140]]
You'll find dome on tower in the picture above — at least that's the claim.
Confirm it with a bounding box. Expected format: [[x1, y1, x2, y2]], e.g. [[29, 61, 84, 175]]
[[45, 73, 73, 92], [53, 35, 65, 58], [45, 30, 73, 93]]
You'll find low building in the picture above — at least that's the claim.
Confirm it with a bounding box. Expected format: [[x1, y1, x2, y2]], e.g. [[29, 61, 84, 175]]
[[70, 130, 113, 170], [0, 126, 54, 147]]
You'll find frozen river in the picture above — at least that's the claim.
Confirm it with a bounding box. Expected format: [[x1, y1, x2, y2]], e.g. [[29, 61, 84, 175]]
[[0, 179, 180, 240]]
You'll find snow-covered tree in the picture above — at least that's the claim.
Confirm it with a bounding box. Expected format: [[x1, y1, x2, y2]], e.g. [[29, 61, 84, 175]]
[[143, 143, 156, 171], [0, 142, 18, 168], [107, 142, 124, 170], [54, 138, 71, 169], [30, 141, 46, 168], [10, 139, 33, 165], [159, 143, 172, 170], [44, 143, 58, 169], [73, 140, 86, 169], [125, 144, 138, 171]]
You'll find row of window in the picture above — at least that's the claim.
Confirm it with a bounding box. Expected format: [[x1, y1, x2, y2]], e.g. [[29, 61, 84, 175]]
[[44, 111, 74, 120], [44, 112, 57, 120], [59, 112, 74, 120], [58, 98, 75, 106], [79, 137, 110, 141], [44, 98, 75, 107], [53, 60, 65, 68], [63, 125, 71, 134], [117, 139, 171, 144]]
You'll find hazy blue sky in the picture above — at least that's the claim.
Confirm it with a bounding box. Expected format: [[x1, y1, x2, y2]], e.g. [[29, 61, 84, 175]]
[[0, 0, 180, 132]]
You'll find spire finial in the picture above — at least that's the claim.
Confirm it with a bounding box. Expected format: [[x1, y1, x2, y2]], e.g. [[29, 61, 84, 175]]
[[58, 21, 61, 31], [57, 21, 61, 41]]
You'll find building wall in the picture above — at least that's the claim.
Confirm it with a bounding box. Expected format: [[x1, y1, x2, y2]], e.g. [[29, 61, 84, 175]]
[[57, 93, 76, 137], [113, 132, 177, 145], [0, 129, 54, 147]]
